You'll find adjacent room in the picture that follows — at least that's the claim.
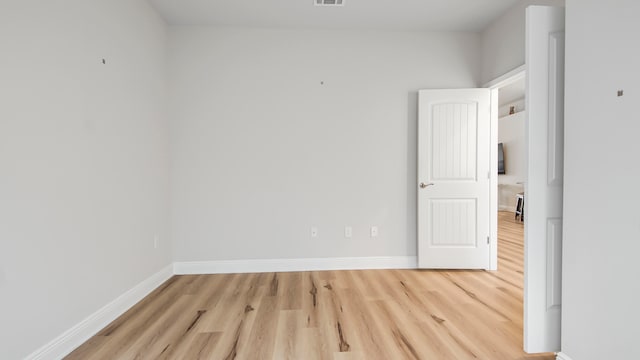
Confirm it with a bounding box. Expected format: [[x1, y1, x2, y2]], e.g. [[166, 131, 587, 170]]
[[1, 1, 638, 360]]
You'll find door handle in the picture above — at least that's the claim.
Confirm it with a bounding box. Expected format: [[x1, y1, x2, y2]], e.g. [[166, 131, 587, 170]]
[[419, 182, 434, 189]]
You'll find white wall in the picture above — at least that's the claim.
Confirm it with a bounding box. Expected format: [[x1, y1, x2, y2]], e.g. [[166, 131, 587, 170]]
[[168, 27, 480, 262], [498, 112, 525, 210], [562, 0, 640, 359], [499, 98, 526, 118], [480, 0, 565, 84], [0, 1, 170, 358]]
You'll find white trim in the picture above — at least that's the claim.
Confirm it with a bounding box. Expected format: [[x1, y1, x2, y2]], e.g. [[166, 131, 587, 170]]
[[484, 64, 526, 89], [24, 257, 416, 358], [24, 265, 174, 360], [556, 352, 573, 360], [174, 256, 417, 275]]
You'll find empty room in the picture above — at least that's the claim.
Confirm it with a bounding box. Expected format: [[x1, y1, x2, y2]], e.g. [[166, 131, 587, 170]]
[[1, 0, 638, 359]]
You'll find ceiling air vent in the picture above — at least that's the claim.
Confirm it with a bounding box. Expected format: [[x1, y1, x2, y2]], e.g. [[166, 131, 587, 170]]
[[315, 0, 344, 6]]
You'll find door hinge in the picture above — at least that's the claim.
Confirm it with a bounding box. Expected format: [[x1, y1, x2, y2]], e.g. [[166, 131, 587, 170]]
[[487, 171, 491, 179], [487, 236, 490, 244]]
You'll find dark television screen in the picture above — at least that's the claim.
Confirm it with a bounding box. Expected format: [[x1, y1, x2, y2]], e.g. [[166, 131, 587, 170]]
[[498, 143, 505, 174]]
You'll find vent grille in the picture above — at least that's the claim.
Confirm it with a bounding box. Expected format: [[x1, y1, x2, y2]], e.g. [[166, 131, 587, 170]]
[[315, 0, 344, 6]]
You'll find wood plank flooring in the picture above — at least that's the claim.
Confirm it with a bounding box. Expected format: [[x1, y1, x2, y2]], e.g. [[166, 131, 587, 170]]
[[66, 212, 553, 359]]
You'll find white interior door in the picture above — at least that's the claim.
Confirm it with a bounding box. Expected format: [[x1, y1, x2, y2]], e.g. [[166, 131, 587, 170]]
[[524, 6, 565, 353], [418, 89, 491, 269]]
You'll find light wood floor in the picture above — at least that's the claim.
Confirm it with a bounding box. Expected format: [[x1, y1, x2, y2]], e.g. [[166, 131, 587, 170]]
[[67, 212, 553, 360]]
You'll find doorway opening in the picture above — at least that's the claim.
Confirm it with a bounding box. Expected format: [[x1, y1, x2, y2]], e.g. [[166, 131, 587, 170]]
[[495, 76, 526, 220], [486, 65, 526, 272], [491, 68, 527, 274]]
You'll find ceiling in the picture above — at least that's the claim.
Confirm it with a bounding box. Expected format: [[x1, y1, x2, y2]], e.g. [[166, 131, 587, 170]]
[[148, 0, 520, 32]]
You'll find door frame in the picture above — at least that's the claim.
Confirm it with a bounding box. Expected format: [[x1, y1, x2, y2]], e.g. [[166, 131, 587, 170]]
[[484, 64, 526, 271]]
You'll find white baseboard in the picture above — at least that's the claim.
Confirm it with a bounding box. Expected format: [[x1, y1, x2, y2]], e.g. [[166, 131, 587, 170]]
[[24, 256, 417, 359], [174, 256, 418, 275], [556, 352, 573, 360], [24, 264, 174, 360]]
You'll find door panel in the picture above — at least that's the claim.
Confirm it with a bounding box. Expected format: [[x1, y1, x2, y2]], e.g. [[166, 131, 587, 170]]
[[418, 89, 490, 269], [430, 199, 476, 247], [524, 5, 565, 353], [547, 32, 565, 187], [431, 103, 477, 181]]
